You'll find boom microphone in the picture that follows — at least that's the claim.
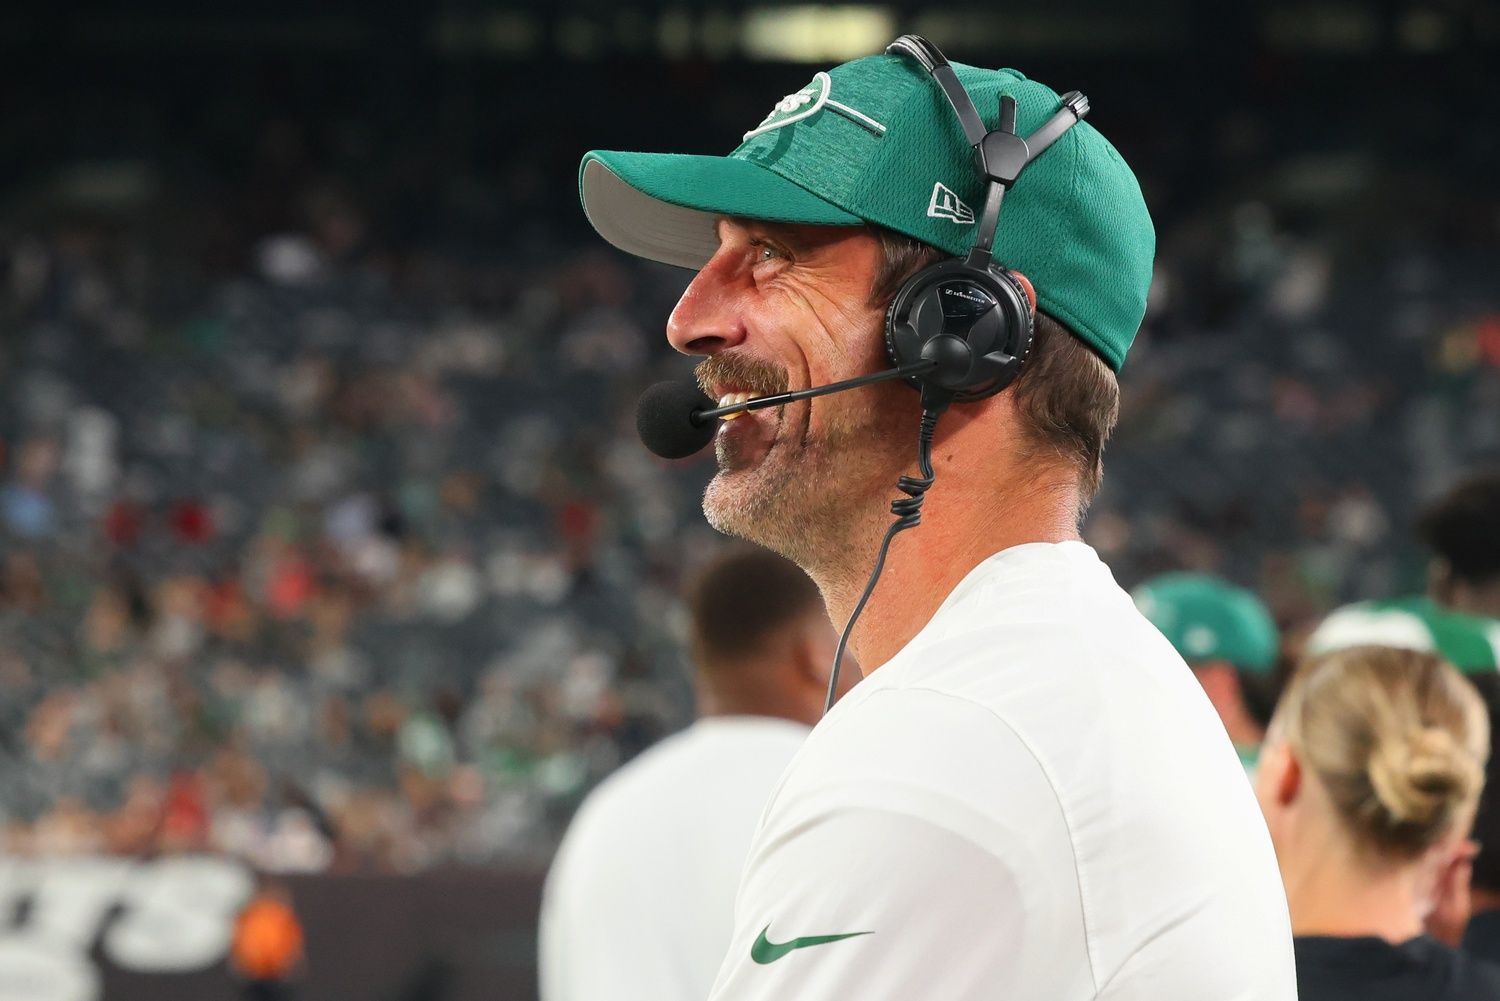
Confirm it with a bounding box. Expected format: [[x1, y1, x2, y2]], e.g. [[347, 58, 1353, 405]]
[[636, 381, 718, 459], [635, 360, 939, 459]]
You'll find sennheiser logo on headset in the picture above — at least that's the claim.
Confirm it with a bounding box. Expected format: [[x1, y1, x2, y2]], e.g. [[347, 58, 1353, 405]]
[[941, 287, 990, 304]]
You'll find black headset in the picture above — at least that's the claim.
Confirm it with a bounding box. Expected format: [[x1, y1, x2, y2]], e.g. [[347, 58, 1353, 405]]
[[882, 35, 1089, 413], [636, 38, 1098, 712], [816, 37, 1093, 712]]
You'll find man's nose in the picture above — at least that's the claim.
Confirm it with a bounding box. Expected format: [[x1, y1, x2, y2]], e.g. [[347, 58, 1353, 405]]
[[666, 251, 748, 356]]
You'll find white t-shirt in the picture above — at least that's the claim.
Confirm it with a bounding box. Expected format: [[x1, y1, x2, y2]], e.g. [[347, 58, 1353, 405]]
[[539, 715, 810, 1001], [708, 541, 1296, 1001]]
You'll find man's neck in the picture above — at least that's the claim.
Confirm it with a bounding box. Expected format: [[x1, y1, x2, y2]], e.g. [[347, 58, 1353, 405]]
[[812, 466, 1081, 674], [1221, 702, 1267, 750], [697, 681, 821, 729]]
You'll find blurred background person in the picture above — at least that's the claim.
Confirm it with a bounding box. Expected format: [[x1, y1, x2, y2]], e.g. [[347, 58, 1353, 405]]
[[1306, 469, 1500, 959], [1309, 469, 1500, 668], [1133, 572, 1281, 772], [538, 547, 852, 1001], [1420, 470, 1500, 627], [1255, 645, 1500, 1000]]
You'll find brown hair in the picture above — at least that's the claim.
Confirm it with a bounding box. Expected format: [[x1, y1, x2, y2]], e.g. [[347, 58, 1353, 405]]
[[1417, 468, 1500, 588], [1275, 646, 1489, 859], [869, 228, 1120, 505]]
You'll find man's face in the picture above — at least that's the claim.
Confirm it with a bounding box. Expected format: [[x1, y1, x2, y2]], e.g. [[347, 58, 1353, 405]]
[[666, 218, 915, 561]]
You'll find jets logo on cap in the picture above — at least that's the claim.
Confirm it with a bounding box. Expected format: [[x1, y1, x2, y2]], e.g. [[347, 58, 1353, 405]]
[[744, 72, 831, 140], [743, 71, 888, 142], [927, 183, 975, 224]]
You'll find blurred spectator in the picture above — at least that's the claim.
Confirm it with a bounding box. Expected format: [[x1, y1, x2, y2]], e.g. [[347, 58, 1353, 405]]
[[1305, 470, 1500, 961], [1308, 470, 1500, 669], [1133, 572, 1281, 773], [0, 437, 60, 538], [1255, 646, 1500, 1000], [1420, 470, 1500, 624], [538, 548, 855, 1001]]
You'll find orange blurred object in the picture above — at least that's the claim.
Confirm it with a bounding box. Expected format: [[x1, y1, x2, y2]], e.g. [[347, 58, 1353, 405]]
[[231, 889, 305, 981]]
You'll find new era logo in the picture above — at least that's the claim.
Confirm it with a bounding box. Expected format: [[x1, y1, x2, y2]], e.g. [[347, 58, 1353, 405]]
[[927, 182, 974, 224]]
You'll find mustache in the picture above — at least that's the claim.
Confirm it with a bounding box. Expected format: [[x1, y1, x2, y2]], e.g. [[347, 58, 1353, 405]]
[[694, 354, 789, 400]]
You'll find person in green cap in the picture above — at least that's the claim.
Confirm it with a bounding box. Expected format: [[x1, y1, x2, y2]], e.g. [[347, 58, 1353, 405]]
[[1307, 469, 1500, 671], [1306, 469, 1500, 961], [580, 35, 1293, 1000], [1133, 572, 1281, 774]]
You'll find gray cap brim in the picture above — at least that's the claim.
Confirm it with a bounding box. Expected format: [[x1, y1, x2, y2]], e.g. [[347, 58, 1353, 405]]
[[579, 150, 864, 270]]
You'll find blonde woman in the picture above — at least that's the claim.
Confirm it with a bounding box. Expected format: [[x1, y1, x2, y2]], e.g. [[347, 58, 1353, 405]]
[[1256, 645, 1500, 999]]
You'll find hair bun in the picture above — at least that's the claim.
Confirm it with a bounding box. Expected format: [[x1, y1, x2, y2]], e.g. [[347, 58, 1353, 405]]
[[1281, 646, 1489, 858], [1368, 725, 1479, 831]]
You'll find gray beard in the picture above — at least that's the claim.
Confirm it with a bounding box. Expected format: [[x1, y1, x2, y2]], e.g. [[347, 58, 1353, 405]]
[[701, 417, 911, 574]]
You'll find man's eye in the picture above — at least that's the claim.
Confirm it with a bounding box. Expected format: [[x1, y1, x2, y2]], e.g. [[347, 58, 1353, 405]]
[[750, 240, 784, 263]]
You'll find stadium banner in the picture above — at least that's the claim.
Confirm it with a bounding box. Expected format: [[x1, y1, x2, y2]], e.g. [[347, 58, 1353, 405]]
[[0, 856, 544, 1001]]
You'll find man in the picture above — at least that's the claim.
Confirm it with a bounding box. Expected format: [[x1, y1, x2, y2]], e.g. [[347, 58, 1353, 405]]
[[1133, 572, 1281, 772], [538, 547, 852, 1001], [579, 41, 1295, 999], [1307, 469, 1500, 668], [1305, 469, 1500, 959]]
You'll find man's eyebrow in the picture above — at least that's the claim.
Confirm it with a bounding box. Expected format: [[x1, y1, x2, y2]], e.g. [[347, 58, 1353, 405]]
[[739, 218, 811, 253], [716, 216, 813, 255]]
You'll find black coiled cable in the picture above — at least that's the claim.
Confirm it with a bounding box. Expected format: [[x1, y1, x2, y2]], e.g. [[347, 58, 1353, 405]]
[[824, 408, 943, 713]]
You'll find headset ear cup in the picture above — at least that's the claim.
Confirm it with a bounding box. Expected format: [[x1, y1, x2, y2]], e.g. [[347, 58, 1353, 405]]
[[884, 259, 1033, 402], [989, 266, 1035, 386], [1011, 270, 1038, 317]]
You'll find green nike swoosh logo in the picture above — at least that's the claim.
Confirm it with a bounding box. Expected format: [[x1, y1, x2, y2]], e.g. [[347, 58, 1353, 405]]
[[750, 924, 873, 965]]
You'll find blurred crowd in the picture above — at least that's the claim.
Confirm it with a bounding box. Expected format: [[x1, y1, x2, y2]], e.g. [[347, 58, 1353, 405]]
[[0, 202, 730, 870], [1, 97, 1497, 875]]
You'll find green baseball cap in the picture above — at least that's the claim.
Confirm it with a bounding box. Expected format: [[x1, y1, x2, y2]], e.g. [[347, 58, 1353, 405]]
[[578, 49, 1154, 371], [1133, 573, 1281, 675], [1307, 596, 1500, 674]]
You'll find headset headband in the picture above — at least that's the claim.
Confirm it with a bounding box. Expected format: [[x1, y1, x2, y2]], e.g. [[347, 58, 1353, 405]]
[[885, 35, 1089, 272]]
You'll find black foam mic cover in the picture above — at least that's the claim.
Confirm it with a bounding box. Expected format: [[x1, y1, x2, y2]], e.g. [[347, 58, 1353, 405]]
[[636, 381, 717, 459]]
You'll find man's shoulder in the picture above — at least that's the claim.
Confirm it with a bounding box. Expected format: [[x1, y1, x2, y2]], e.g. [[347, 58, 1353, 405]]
[[569, 718, 808, 837], [771, 606, 1255, 852], [913, 543, 1176, 672], [770, 686, 1070, 850], [793, 549, 1210, 792], [821, 685, 1044, 762], [873, 575, 1196, 740]]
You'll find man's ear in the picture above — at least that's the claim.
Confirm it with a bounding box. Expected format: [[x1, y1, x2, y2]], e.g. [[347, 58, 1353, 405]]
[[1011, 270, 1037, 317]]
